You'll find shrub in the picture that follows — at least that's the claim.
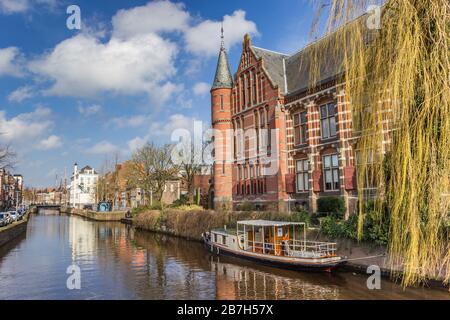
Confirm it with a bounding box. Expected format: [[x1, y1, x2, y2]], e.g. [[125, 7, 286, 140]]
[[319, 216, 342, 239], [317, 196, 346, 218], [238, 202, 255, 212], [171, 195, 189, 208], [289, 209, 312, 227], [319, 209, 389, 245], [174, 204, 204, 211]]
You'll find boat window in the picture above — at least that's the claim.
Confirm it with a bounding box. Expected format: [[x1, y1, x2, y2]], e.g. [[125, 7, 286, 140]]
[[222, 235, 226, 245], [214, 234, 218, 243]]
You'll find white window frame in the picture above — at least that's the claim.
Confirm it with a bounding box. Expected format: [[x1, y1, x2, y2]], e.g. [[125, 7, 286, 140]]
[[296, 159, 310, 192], [323, 154, 340, 191]]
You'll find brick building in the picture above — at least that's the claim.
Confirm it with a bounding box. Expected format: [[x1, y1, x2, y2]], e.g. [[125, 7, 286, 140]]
[[0, 169, 23, 210], [210, 31, 382, 215]]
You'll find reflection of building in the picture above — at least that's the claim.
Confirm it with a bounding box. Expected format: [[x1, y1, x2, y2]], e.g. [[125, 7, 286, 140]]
[[212, 258, 339, 300], [69, 163, 98, 209]]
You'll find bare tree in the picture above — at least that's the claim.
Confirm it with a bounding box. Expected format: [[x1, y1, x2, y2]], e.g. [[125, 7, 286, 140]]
[[172, 138, 208, 204], [0, 144, 16, 170], [129, 142, 177, 204]]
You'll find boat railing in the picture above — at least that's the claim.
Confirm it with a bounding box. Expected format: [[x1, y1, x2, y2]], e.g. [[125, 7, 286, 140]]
[[245, 239, 337, 258]]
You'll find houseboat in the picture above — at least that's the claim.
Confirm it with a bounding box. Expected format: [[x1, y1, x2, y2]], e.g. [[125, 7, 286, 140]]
[[202, 220, 346, 272]]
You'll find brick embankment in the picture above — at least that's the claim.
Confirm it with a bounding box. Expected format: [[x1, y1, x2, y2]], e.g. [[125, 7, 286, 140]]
[[61, 206, 126, 222], [0, 212, 30, 247]]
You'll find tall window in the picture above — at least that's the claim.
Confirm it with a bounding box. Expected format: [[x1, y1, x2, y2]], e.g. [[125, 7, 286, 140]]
[[241, 77, 246, 110], [220, 95, 224, 111], [266, 108, 271, 148], [254, 111, 259, 153], [259, 110, 265, 150], [294, 111, 308, 145], [250, 165, 254, 179], [237, 121, 242, 158], [261, 78, 265, 101], [355, 150, 377, 189], [247, 73, 251, 107], [320, 103, 337, 139], [296, 160, 310, 192], [252, 72, 257, 104], [323, 154, 340, 191]]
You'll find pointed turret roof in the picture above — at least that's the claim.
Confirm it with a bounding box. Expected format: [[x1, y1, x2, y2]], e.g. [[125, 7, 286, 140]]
[[211, 26, 233, 90]]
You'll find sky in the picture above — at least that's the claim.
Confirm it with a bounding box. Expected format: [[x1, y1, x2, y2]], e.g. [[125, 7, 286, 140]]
[[0, 0, 319, 187]]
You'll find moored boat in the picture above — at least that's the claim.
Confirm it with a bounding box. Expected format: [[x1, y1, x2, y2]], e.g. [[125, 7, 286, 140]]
[[202, 220, 346, 272]]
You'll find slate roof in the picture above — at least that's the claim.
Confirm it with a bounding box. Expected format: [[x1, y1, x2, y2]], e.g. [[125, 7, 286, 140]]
[[80, 165, 97, 174], [250, 14, 369, 97], [212, 45, 233, 90], [251, 47, 289, 93]]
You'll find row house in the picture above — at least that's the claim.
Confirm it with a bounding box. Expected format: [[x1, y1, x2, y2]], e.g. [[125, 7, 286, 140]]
[[210, 28, 385, 215], [0, 169, 23, 210]]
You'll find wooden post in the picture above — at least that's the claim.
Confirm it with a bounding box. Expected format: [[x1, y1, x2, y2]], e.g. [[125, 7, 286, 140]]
[[252, 225, 255, 252], [273, 226, 276, 255], [262, 226, 265, 254]]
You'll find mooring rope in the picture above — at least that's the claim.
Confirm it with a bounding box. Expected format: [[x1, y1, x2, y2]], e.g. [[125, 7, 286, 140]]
[[343, 254, 386, 262]]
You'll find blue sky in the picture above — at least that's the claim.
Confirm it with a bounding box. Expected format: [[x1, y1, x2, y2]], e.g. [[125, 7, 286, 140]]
[[0, 0, 318, 187]]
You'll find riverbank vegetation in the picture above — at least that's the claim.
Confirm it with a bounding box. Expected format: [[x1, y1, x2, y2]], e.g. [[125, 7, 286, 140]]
[[133, 207, 312, 241], [312, 0, 450, 286]]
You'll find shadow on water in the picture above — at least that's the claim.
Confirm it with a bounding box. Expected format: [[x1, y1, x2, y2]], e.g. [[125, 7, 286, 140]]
[[0, 213, 448, 300]]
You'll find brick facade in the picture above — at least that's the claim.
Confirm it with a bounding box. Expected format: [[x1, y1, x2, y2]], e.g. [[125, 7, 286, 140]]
[[211, 34, 384, 215]]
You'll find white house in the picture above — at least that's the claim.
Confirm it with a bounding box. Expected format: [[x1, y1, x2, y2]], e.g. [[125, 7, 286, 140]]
[[69, 163, 98, 209]]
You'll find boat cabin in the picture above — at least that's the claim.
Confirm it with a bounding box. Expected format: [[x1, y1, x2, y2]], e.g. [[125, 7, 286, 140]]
[[209, 220, 338, 259]]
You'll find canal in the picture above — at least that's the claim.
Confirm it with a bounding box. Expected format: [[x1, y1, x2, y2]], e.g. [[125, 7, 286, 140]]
[[0, 209, 448, 300]]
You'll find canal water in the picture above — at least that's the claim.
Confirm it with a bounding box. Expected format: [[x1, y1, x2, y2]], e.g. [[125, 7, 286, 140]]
[[0, 209, 448, 300]]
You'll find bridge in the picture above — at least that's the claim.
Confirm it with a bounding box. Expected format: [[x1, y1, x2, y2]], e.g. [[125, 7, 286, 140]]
[[33, 204, 62, 210]]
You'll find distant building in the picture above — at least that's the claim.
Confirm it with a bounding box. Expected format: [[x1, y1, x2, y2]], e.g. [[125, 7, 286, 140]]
[[69, 163, 98, 209], [111, 161, 183, 209], [0, 169, 23, 209]]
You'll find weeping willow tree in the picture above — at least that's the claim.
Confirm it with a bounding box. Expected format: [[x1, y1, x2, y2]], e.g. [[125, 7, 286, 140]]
[[309, 0, 450, 286]]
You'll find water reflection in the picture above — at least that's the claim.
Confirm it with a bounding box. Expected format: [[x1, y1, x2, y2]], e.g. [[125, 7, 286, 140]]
[[0, 211, 448, 300]]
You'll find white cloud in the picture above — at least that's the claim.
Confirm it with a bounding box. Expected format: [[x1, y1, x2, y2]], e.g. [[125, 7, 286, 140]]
[[126, 113, 199, 153], [150, 113, 198, 137], [0, 0, 57, 14], [0, 0, 28, 14], [78, 104, 102, 116], [0, 47, 24, 77], [8, 86, 34, 102], [0, 106, 53, 143], [184, 10, 258, 56], [193, 82, 210, 96], [29, 32, 178, 99], [86, 140, 120, 155], [108, 114, 149, 128], [112, 1, 190, 39], [38, 135, 62, 150], [127, 136, 147, 152]]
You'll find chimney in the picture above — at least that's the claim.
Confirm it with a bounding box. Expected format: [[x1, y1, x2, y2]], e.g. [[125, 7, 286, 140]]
[[74, 163, 78, 175]]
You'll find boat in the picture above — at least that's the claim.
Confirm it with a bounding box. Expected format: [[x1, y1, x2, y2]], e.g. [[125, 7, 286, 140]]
[[202, 220, 346, 272]]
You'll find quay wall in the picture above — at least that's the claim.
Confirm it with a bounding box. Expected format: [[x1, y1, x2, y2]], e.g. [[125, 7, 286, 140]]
[[61, 206, 126, 221], [0, 212, 30, 247]]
